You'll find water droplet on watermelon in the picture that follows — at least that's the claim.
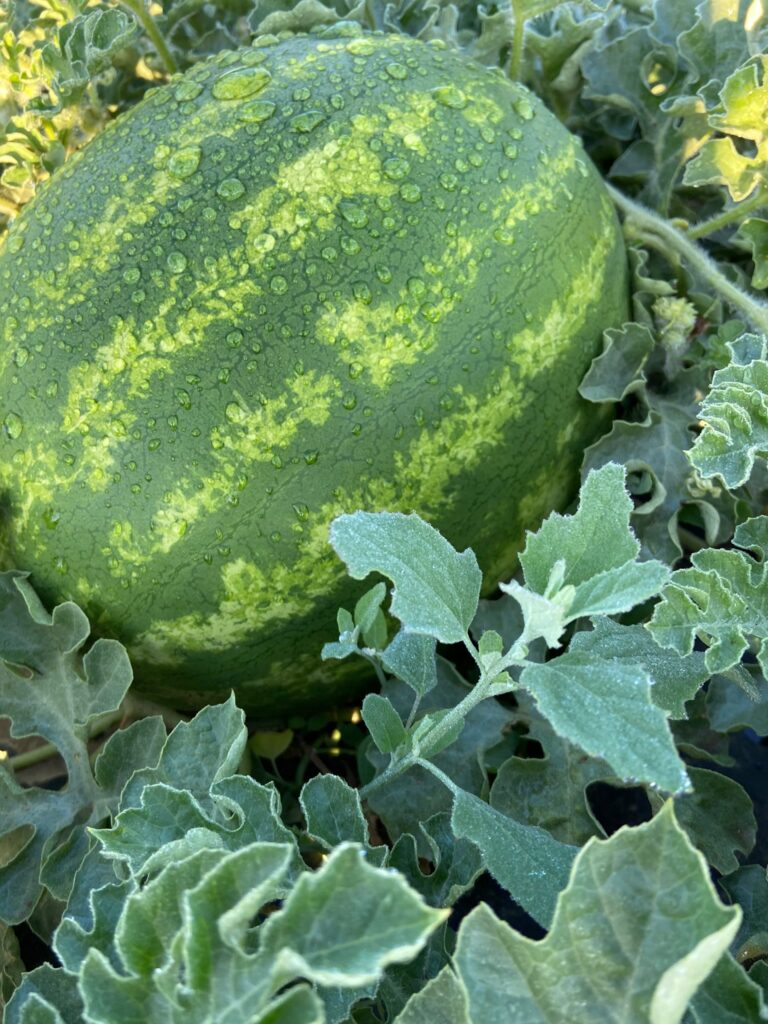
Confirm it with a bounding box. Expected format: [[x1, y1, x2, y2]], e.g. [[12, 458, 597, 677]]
[[292, 502, 310, 522], [270, 275, 288, 294], [339, 201, 368, 228], [8, 235, 24, 254], [400, 183, 422, 203], [217, 178, 245, 201], [576, 158, 589, 178], [54, 557, 68, 575], [175, 388, 192, 409], [383, 157, 410, 181], [174, 80, 203, 102], [407, 277, 427, 300], [420, 302, 441, 323], [330, 94, 345, 110], [237, 99, 276, 124], [226, 329, 243, 347], [291, 110, 326, 133], [304, 449, 319, 464], [348, 361, 364, 380], [271, 454, 283, 469], [3, 412, 23, 439], [168, 146, 201, 179], [433, 85, 467, 109], [322, 246, 338, 262], [439, 172, 458, 191], [212, 67, 271, 100], [385, 62, 408, 79], [14, 347, 29, 367], [504, 143, 518, 160], [375, 264, 392, 283], [123, 267, 141, 285], [225, 402, 246, 424], [342, 392, 357, 410], [494, 227, 515, 245], [148, 438, 161, 451], [352, 282, 372, 304], [346, 38, 375, 56], [42, 507, 61, 529], [241, 49, 267, 66], [167, 251, 187, 273], [514, 96, 534, 120], [340, 236, 361, 256]]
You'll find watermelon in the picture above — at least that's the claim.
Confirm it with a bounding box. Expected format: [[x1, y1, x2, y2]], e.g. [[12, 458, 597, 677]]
[[0, 28, 628, 717]]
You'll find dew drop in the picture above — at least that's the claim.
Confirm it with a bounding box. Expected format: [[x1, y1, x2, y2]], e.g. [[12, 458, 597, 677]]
[[493, 227, 515, 245], [14, 347, 29, 367], [167, 251, 187, 273], [42, 507, 61, 529], [514, 96, 534, 120], [217, 178, 245, 201], [123, 267, 141, 285], [352, 282, 372, 304], [175, 388, 192, 410], [304, 449, 319, 464], [346, 38, 375, 56], [291, 110, 326, 133], [168, 145, 201, 179], [292, 502, 310, 522], [432, 85, 468, 109], [348, 361, 364, 379], [212, 67, 272, 100], [225, 401, 246, 424], [340, 236, 361, 256], [383, 157, 410, 181], [375, 264, 392, 283], [407, 277, 427, 300], [270, 275, 289, 294], [400, 182, 421, 203], [342, 392, 358, 410], [339, 201, 368, 228], [385, 62, 408, 80], [238, 99, 276, 123], [226, 329, 244, 347], [174, 80, 203, 102]]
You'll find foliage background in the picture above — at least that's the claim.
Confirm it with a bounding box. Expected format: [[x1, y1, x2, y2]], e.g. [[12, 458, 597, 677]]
[[2, 0, 768, 1021]]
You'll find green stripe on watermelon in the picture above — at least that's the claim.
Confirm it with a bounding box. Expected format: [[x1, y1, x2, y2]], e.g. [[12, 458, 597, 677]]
[[0, 29, 628, 716]]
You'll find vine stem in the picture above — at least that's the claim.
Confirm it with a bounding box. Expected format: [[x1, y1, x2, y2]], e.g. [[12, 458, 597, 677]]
[[608, 184, 768, 335], [687, 189, 768, 240], [119, 0, 178, 75], [6, 694, 187, 773], [358, 636, 525, 802], [509, 1, 526, 81]]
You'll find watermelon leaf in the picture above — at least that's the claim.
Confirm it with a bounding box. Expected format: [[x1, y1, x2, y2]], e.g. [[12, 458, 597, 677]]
[[330, 512, 482, 645], [508, 464, 670, 647], [519, 650, 690, 794], [446, 804, 740, 1023], [688, 333, 768, 488]]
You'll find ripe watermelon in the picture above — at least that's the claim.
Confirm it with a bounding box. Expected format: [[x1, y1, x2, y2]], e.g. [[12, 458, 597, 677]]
[[0, 28, 628, 717]]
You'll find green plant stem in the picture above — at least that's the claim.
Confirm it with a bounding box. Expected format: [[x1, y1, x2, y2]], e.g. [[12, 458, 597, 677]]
[[608, 184, 768, 334], [6, 694, 186, 772], [359, 636, 523, 801], [416, 758, 462, 797], [119, 0, 177, 75], [509, 2, 526, 81], [687, 189, 768, 240]]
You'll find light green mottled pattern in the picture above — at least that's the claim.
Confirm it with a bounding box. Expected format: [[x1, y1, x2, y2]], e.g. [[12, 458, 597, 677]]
[[0, 30, 628, 717]]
